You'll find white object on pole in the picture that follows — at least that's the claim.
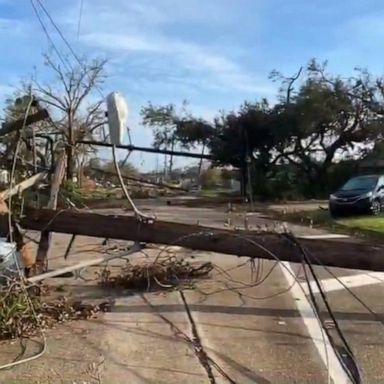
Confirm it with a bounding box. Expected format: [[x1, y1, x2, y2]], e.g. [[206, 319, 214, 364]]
[[106, 92, 128, 145], [0, 170, 9, 184], [0, 239, 23, 284]]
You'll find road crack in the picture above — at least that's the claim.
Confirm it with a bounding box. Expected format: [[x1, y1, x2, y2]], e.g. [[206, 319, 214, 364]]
[[140, 292, 236, 384], [178, 289, 217, 384]]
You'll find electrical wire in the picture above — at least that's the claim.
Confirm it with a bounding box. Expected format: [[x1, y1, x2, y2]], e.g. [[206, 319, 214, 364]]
[[149, 230, 331, 380], [76, 0, 84, 42], [112, 145, 155, 222], [34, 0, 105, 99], [283, 233, 362, 384], [305, 248, 384, 326], [0, 94, 47, 370], [8, 93, 34, 243], [29, 0, 73, 73]]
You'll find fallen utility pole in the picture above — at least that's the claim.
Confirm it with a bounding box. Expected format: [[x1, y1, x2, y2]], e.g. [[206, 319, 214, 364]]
[[20, 209, 384, 272], [77, 140, 214, 160], [91, 167, 188, 191], [0, 109, 49, 137]]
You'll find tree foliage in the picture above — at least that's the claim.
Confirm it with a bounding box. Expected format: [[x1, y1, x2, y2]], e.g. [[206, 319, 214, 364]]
[[143, 59, 384, 198]]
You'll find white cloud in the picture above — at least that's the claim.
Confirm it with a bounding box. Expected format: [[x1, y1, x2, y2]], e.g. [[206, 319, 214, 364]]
[[47, 0, 272, 96], [0, 0, 275, 170], [82, 31, 273, 95]]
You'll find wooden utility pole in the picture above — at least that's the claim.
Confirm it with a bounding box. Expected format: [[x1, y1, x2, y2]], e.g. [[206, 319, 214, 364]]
[[35, 152, 67, 272], [20, 208, 384, 272]]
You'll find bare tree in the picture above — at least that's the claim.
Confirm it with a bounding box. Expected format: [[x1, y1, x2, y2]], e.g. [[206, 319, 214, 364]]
[[31, 53, 107, 181]]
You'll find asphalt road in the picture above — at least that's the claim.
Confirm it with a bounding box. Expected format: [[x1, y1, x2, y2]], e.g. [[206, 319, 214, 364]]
[[1, 200, 383, 384]]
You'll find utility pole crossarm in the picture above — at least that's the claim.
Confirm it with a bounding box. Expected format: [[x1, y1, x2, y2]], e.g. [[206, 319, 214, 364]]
[[20, 208, 384, 272]]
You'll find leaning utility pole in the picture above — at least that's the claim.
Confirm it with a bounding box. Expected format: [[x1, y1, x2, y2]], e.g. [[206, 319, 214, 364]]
[[21, 208, 384, 272]]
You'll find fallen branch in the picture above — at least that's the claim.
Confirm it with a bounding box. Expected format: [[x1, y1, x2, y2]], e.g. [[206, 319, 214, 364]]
[[0, 109, 49, 137], [28, 243, 142, 284], [0, 278, 107, 341], [99, 257, 213, 291], [0, 172, 48, 200]]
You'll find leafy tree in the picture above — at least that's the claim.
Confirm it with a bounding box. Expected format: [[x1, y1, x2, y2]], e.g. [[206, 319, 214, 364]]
[[1, 94, 50, 179], [199, 168, 220, 189], [86, 159, 137, 185], [141, 101, 191, 176], [272, 60, 382, 194], [142, 59, 384, 198]]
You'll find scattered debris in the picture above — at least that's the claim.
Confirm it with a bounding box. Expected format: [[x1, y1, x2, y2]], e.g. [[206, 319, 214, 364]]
[[98, 257, 213, 291], [0, 278, 108, 340]]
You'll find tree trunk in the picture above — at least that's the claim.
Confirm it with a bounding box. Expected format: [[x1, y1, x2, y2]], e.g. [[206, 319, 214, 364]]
[[198, 143, 205, 176], [239, 125, 248, 198], [66, 109, 74, 181], [66, 146, 74, 182], [169, 138, 175, 177], [240, 165, 248, 197]]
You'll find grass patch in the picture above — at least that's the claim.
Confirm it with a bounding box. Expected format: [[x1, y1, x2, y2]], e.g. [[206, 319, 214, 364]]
[[275, 208, 384, 242], [338, 216, 384, 232], [278, 209, 333, 227]]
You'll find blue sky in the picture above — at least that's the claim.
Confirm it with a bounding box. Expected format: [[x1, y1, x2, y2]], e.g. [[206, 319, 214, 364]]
[[1, 0, 384, 170]]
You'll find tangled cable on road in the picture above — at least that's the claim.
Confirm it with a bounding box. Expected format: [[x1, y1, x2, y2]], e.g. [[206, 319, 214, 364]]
[[283, 233, 362, 384]]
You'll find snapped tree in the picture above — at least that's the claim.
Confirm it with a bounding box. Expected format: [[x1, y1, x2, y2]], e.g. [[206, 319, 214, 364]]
[[31, 53, 107, 183]]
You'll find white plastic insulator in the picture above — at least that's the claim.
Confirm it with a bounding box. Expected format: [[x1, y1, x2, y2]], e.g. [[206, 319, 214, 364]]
[[106, 92, 128, 145]]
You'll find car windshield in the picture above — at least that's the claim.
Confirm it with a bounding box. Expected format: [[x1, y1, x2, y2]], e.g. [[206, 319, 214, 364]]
[[341, 176, 378, 191]]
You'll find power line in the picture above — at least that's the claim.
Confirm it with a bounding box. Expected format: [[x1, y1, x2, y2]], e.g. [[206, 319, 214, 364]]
[[34, 0, 105, 99], [30, 0, 73, 73], [31, 0, 108, 140], [284, 234, 362, 384], [35, 0, 83, 67], [76, 0, 84, 42]]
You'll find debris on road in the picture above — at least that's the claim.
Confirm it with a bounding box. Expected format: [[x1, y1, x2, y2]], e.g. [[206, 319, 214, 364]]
[[0, 278, 108, 341], [98, 256, 213, 291]]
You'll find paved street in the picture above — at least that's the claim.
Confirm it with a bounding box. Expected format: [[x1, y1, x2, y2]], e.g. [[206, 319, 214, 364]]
[[1, 200, 384, 383]]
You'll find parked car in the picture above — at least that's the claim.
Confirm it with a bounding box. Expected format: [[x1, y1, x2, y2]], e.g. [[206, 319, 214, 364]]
[[329, 175, 384, 217]]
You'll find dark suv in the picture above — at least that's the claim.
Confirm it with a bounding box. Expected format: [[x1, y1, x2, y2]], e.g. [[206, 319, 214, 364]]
[[329, 175, 384, 217]]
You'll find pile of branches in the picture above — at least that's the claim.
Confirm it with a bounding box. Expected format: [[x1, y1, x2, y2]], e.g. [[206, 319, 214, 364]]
[[98, 256, 213, 291], [0, 278, 106, 340]]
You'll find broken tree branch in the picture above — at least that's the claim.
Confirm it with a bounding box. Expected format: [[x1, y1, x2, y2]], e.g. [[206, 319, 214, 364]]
[[0, 172, 48, 200], [0, 110, 49, 137], [20, 209, 384, 272], [28, 242, 142, 284]]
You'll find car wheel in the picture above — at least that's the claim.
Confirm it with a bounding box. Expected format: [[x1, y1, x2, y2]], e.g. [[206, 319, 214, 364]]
[[371, 200, 381, 216]]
